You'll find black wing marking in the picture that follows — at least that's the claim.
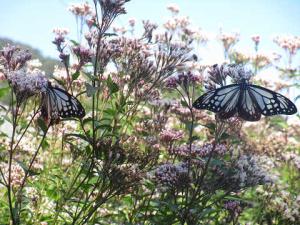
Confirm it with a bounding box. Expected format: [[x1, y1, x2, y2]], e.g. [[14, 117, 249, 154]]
[[248, 85, 297, 116], [237, 88, 261, 121], [193, 84, 240, 119], [42, 85, 85, 120]]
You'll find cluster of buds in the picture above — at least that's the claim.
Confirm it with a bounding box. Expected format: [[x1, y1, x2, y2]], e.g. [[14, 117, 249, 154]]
[[192, 28, 209, 44], [0, 44, 48, 103], [164, 16, 190, 31], [113, 26, 127, 35], [142, 20, 158, 42], [230, 50, 251, 64], [8, 69, 48, 103], [165, 71, 202, 89], [52, 28, 69, 47], [99, 0, 129, 19], [154, 162, 190, 188], [52, 28, 70, 68], [218, 31, 240, 52], [233, 155, 273, 188], [166, 4, 180, 14], [252, 52, 273, 70], [0, 44, 32, 71], [128, 18, 136, 27], [72, 45, 94, 71], [224, 201, 242, 216], [204, 64, 253, 89], [69, 2, 92, 17], [155, 33, 192, 74], [171, 143, 227, 158], [273, 35, 300, 55], [159, 129, 184, 144], [251, 35, 261, 45], [251, 34, 261, 51]]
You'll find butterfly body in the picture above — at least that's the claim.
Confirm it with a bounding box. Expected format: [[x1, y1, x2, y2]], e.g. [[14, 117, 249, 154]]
[[41, 82, 85, 122], [193, 80, 297, 121]]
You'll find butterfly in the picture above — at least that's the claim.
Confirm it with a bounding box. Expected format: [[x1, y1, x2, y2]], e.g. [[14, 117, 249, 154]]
[[41, 82, 85, 123], [193, 79, 297, 121]]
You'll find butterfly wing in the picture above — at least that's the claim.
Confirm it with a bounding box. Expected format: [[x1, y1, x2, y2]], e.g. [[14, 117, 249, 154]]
[[41, 85, 85, 121], [193, 84, 240, 119], [248, 85, 297, 116], [237, 88, 261, 121]]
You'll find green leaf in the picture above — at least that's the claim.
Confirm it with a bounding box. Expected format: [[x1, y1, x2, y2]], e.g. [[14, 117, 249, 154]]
[[72, 71, 80, 80], [37, 118, 48, 133], [16, 160, 39, 176], [103, 32, 117, 37], [95, 124, 112, 132], [41, 139, 49, 149], [64, 133, 90, 143], [0, 85, 10, 98], [181, 100, 189, 107], [46, 187, 60, 201], [70, 40, 79, 46], [107, 76, 119, 94]]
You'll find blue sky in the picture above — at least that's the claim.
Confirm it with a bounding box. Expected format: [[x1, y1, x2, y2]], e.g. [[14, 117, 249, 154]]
[[0, 0, 300, 60]]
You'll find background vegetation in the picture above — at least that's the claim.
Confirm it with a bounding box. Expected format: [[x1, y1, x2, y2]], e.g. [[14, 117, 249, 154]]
[[0, 1, 299, 224]]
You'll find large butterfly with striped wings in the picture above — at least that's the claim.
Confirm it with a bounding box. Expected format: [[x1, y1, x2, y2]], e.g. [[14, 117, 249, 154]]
[[193, 79, 297, 121], [41, 82, 85, 123]]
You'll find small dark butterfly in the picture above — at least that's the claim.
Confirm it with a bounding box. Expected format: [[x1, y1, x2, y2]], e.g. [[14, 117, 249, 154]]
[[193, 79, 297, 121], [41, 82, 85, 122]]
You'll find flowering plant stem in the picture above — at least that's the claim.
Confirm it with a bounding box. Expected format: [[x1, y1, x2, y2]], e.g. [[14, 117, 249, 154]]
[[6, 86, 48, 224]]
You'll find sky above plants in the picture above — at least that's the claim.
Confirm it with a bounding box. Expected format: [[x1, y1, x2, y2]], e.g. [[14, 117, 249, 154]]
[[0, 0, 299, 59]]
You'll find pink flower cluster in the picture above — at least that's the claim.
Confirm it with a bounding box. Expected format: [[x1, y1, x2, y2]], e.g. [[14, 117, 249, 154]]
[[273, 35, 300, 55], [52, 28, 69, 46], [218, 31, 240, 50], [1, 163, 25, 188], [251, 34, 260, 45], [72, 45, 94, 64], [159, 129, 184, 143], [69, 2, 92, 17], [166, 71, 202, 89]]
